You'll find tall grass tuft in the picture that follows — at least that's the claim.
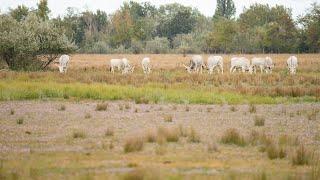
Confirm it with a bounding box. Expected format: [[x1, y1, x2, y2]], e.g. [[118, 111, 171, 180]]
[[221, 128, 246, 147], [163, 114, 173, 122], [16, 117, 24, 125], [72, 130, 86, 139], [291, 144, 312, 166], [95, 103, 108, 111], [249, 104, 257, 113], [58, 104, 66, 111], [10, 109, 15, 115], [187, 127, 201, 143], [157, 127, 179, 143], [104, 127, 114, 137], [124, 136, 144, 153], [266, 143, 286, 160], [254, 116, 265, 126]]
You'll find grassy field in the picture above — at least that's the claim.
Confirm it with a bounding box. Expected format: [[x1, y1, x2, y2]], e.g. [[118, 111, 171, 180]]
[[0, 54, 319, 104], [0, 54, 319, 179]]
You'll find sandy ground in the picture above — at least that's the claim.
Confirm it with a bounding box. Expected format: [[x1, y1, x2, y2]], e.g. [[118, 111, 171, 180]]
[[0, 100, 319, 153], [0, 100, 319, 178]]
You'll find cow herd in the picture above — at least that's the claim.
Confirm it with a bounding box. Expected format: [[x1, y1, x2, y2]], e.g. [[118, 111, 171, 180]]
[[57, 55, 299, 75]]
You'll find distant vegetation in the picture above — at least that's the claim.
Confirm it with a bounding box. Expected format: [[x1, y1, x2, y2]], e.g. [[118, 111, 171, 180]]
[[0, 0, 320, 70]]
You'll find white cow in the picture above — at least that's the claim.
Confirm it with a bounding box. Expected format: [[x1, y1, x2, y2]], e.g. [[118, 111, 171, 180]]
[[207, 56, 223, 74], [110, 59, 124, 73], [230, 57, 252, 73], [287, 56, 298, 75], [183, 55, 205, 74], [141, 57, 151, 74], [251, 57, 274, 74], [58, 55, 70, 73], [110, 58, 134, 74]]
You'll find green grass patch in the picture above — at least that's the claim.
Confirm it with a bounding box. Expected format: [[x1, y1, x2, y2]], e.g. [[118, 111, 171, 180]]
[[0, 79, 318, 104]]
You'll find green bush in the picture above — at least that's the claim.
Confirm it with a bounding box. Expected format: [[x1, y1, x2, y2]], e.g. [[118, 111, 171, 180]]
[[0, 13, 75, 71]]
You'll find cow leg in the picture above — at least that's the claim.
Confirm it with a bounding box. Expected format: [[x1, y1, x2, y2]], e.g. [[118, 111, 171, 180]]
[[230, 66, 234, 73]]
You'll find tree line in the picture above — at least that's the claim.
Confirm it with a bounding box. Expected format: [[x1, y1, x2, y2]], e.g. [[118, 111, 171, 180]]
[[0, 0, 319, 70]]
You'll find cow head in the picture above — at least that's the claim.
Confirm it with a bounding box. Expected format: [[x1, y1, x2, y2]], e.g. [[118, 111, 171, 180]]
[[289, 67, 296, 75]]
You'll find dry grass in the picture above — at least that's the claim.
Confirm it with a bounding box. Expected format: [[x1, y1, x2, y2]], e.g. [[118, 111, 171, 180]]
[[84, 113, 91, 119], [230, 106, 237, 112], [58, 104, 66, 111], [95, 103, 108, 111], [221, 128, 246, 147], [124, 103, 131, 110], [178, 124, 188, 137], [266, 143, 287, 160], [145, 129, 157, 143], [157, 127, 179, 143], [187, 127, 201, 143], [124, 136, 144, 153], [207, 142, 219, 153], [307, 109, 318, 121], [163, 114, 173, 122], [72, 130, 86, 139], [249, 104, 257, 113], [291, 144, 313, 166], [104, 127, 114, 137], [254, 116, 265, 126], [16, 117, 24, 125]]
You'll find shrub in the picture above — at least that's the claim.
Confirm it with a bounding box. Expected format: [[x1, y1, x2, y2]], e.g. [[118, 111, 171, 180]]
[[105, 127, 114, 137], [124, 137, 144, 153], [221, 128, 246, 146], [188, 127, 201, 143], [58, 104, 66, 111], [163, 114, 173, 122], [96, 103, 108, 111], [291, 144, 312, 166], [145, 37, 170, 54], [10, 109, 15, 115], [249, 104, 257, 113], [0, 13, 75, 71], [254, 116, 265, 126], [72, 130, 86, 139], [16, 117, 24, 125], [185, 106, 190, 112]]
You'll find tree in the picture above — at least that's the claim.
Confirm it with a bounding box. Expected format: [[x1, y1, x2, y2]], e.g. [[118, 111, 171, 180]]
[[156, 4, 198, 40], [214, 0, 236, 19], [299, 3, 320, 52], [0, 13, 75, 70], [206, 18, 237, 53], [37, 0, 50, 21], [9, 5, 29, 22], [238, 4, 298, 53]]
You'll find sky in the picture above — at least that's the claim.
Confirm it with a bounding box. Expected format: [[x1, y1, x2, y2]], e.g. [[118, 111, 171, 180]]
[[1, 0, 319, 19]]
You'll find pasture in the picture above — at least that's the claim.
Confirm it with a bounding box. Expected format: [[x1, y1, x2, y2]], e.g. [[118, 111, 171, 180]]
[[0, 54, 319, 179]]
